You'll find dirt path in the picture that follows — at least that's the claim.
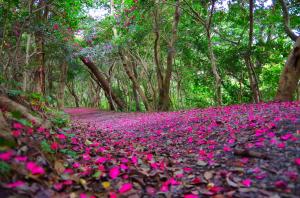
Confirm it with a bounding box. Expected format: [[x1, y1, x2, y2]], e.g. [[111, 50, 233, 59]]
[[62, 102, 300, 197]]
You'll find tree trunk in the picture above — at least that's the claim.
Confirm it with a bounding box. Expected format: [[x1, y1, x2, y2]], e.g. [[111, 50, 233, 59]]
[[155, 0, 180, 111], [275, 38, 300, 101], [207, 31, 222, 106], [57, 61, 68, 109], [119, 51, 152, 111], [23, 34, 31, 92], [67, 82, 80, 107], [246, 0, 261, 103], [204, 0, 222, 106], [33, 1, 48, 96], [33, 33, 46, 95], [132, 64, 141, 111], [275, 0, 300, 101], [80, 57, 126, 111]]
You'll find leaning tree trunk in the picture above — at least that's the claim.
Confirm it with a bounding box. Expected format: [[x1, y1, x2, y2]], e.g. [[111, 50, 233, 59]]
[[275, 38, 300, 101], [80, 57, 126, 111]]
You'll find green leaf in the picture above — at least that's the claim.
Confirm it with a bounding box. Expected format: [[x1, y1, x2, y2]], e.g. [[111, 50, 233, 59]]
[[0, 161, 11, 174]]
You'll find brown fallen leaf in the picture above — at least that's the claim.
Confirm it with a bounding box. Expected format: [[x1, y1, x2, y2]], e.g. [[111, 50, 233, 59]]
[[204, 171, 214, 180], [54, 160, 65, 175]]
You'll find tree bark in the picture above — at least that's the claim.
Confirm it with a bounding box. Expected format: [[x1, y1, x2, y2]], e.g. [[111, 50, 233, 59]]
[[206, 0, 222, 106], [275, 38, 300, 101], [0, 95, 50, 128], [80, 57, 126, 111], [33, 1, 48, 96], [132, 63, 141, 111], [275, 0, 300, 101], [278, 0, 298, 42], [66, 82, 80, 107], [119, 51, 152, 111], [154, 0, 180, 111], [57, 61, 68, 109], [246, 0, 261, 103]]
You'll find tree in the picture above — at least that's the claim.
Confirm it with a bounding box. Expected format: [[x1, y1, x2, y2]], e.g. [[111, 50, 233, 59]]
[[275, 0, 300, 101]]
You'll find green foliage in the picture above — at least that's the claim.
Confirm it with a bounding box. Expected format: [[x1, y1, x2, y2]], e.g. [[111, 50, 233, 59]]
[[41, 140, 55, 154], [49, 111, 70, 128], [60, 149, 78, 158], [0, 161, 11, 175], [261, 63, 283, 101]]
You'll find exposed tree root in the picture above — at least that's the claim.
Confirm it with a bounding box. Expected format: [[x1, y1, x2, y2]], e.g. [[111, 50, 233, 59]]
[[0, 95, 50, 127]]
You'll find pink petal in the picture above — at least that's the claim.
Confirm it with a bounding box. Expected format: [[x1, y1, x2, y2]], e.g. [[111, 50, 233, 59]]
[[184, 194, 199, 198], [242, 179, 251, 187], [5, 181, 25, 188], [0, 150, 13, 161], [109, 167, 120, 179], [119, 183, 132, 193], [294, 158, 300, 166], [95, 157, 107, 164], [26, 162, 45, 175]]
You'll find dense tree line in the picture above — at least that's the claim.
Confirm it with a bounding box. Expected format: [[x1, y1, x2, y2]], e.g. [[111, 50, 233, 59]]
[[0, 0, 299, 111]]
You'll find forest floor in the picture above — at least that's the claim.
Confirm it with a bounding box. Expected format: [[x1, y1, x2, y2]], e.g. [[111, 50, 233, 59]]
[[64, 102, 300, 198], [1, 102, 300, 198]]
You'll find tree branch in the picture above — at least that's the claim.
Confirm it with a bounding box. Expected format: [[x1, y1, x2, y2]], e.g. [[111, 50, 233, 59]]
[[278, 0, 298, 41]]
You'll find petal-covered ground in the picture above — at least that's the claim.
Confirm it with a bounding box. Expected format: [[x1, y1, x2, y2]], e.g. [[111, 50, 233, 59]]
[[1, 102, 300, 197], [65, 102, 300, 197]]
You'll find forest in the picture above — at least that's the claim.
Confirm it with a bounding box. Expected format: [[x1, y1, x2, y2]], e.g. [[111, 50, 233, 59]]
[[0, 0, 300, 197]]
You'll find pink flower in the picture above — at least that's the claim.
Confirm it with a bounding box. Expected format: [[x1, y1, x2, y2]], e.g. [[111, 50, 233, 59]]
[[53, 24, 59, 30], [0, 150, 13, 161], [109, 192, 117, 198], [5, 181, 25, 188], [160, 184, 169, 192], [281, 133, 292, 141], [57, 134, 66, 140], [131, 156, 138, 165], [223, 146, 231, 152], [119, 183, 132, 193], [82, 153, 91, 161], [294, 158, 300, 166], [27, 128, 33, 135], [26, 162, 45, 175], [73, 162, 80, 168], [228, 138, 235, 144], [63, 180, 73, 185], [109, 167, 120, 179], [95, 157, 107, 164], [184, 194, 199, 198], [12, 130, 21, 137], [51, 142, 59, 150], [146, 153, 153, 161], [275, 180, 287, 189], [13, 123, 23, 129], [15, 156, 27, 162], [240, 157, 249, 164], [53, 182, 64, 191], [37, 127, 45, 133], [71, 137, 78, 144], [242, 179, 251, 187], [277, 142, 285, 149], [120, 164, 128, 170]]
